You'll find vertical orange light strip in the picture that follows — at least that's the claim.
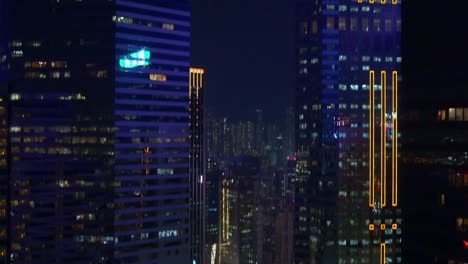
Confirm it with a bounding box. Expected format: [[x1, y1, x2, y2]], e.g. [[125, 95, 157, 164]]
[[392, 0, 398, 4], [392, 71, 398, 207], [381, 0, 387, 3], [380, 243, 386, 264], [369, 0, 375, 3], [381, 71, 386, 207], [358, 0, 363, 3], [189, 70, 192, 99], [369, 70, 375, 207]]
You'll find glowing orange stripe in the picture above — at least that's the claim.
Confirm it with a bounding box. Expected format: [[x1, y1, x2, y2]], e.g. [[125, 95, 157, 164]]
[[392, 71, 398, 207], [369, 70, 375, 207], [381, 71, 386, 207], [380, 243, 386, 264], [369, 0, 375, 3], [392, 0, 398, 4]]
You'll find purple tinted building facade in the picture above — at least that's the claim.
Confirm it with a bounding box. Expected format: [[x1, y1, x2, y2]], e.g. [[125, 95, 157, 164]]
[[8, 0, 190, 263]]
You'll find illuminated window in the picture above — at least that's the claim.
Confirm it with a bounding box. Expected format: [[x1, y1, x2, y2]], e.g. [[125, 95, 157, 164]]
[[311, 20, 318, 34], [440, 194, 445, 206], [162, 23, 175, 30], [29, 41, 42, 47], [12, 50, 23, 58], [31, 61, 47, 68], [51, 61, 67, 68], [339, 17, 346, 30], [298, 21, 308, 35], [385, 19, 393, 32], [149, 73, 167, 81], [326, 17, 334, 30], [51, 72, 61, 79], [456, 108, 463, 121], [362, 18, 369, 32], [448, 108, 455, 120], [464, 108, 468, 121], [350, 17, 357, 31], [11, 41, 22, 47], [437, 110, 446, 121], [373, 19, 381, 32], [113, 16, 133, 24], [396, 19, 401, 32], [24, 72, 47, 79]]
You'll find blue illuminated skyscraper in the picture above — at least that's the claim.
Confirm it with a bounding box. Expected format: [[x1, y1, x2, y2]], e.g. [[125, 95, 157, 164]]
[[294, 0, 402, 263], [8, 0, 190, 263]]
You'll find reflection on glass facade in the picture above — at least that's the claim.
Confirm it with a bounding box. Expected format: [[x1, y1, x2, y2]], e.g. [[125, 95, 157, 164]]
[[8, 0, 190, 263], [294, 0, 401, 263]]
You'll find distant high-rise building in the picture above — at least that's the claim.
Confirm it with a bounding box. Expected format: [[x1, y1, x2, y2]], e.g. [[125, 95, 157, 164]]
[[219, 156, 260, 264], [294, 0, 402, 263], [8, 1, 191, 263], [189, 68, 205, 264], [206, 111, 223, 162], [255, 108, 265, 156], [205, 160, 221, 264], [222, 117, 232, 162], [284, 106, 295, 161]]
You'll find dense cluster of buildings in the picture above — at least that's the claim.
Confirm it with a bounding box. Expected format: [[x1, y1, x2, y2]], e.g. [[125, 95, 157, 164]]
[[206, 107, 295, 166], [0, 0, 466, 264]]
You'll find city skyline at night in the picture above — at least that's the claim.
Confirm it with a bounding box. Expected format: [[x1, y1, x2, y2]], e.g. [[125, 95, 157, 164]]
[[0, 0, 467, 263]]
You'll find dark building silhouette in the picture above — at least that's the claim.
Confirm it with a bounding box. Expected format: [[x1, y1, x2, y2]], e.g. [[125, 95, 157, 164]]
[[7, 0, 191, 263], [294, 0, 402, 263], [402, 1, 468, 263], [189, 68, 205, 264], [0, 1, 9, 263]]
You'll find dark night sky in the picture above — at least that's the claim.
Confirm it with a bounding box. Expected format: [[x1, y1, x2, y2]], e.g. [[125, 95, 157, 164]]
[[191, 0, 295, 122]]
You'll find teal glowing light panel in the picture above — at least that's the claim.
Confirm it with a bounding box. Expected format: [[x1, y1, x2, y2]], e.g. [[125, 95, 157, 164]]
[[119, 49, 151, 68]]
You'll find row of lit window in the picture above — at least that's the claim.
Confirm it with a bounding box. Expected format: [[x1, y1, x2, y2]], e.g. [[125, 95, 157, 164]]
[[438, 108, 468, 121], [24, 71, 71, 79], [11, 40, 42, 48], [112, 16, 175, 31], [448, 173, 468, 187], [298, 17, 401, 34], [24, 61, 67, 69]]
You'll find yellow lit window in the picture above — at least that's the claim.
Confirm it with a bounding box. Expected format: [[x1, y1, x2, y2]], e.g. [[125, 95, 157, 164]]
[[326, 17, 334, 30], [149, 74, 167, 81], [311, 20, 318, 34], [162, 23, 175, 30], [51, 61, 67, 68], [339, 17, 346, 30], [31, 61, 47, 68]]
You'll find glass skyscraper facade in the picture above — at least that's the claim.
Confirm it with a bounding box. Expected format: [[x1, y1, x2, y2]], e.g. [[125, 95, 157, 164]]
[[294, 0, 402, 263], [7, 0, 190, 263]]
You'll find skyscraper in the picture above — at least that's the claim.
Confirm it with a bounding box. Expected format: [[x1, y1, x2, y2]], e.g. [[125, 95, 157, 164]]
[[0, 1, 9, 263], [294, 0, 402, 263], [8, 0, 190, 263], [255, 108, 265, 156], [401, 1, 468, 262], [189, 67, 205, 264], [219, 156, 260, 264]]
